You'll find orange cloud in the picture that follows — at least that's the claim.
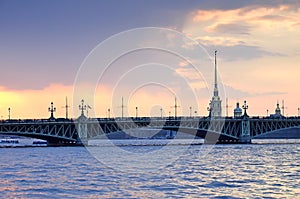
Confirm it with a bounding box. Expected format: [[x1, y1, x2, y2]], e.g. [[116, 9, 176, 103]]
[[192, 4, 300, 34], [178, 61, 189, 67], [194, 36, 245, 46]]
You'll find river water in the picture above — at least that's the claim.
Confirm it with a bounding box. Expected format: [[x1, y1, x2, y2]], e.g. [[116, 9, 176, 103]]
[[1, 144, 299, 198]]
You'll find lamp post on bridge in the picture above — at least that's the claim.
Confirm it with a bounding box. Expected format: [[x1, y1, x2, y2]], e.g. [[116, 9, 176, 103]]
[[298, 107, 299, 117], [61, 96, 69, 119], [135, 107, 138, 119], [267, 109, 269, 117], [189, 106, 192, 118], [8, 107, 11, 120], [242, 100, 248, 118], [79, 99, 86, 117], [120, 97, 126, 119], [160, 108, 163, 118], [171, 97, 180, 119], [48, 102, 56, 120], [108, 108, 110, 119]]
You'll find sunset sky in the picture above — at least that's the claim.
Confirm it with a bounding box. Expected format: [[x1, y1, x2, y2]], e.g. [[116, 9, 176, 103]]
[[1, 0, 300, 119]]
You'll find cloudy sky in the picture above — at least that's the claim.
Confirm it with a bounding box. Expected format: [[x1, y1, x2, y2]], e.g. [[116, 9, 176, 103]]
[[0, 0, 300, 119]]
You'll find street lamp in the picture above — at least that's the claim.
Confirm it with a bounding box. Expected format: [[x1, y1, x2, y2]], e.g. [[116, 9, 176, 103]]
[[8, 107, 11, 120], [189, 106, 192, 118], [242, 100, 248, 117], [135, 107, 138, 118], [48, 102, 56, 120], [79, 99, 86, 116], [108, 108, 110, 119]]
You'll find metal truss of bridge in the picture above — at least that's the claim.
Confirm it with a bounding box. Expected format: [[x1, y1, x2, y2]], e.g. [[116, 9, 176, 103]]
[[0, 121, 79, 145], [1, 116, 300, 145]]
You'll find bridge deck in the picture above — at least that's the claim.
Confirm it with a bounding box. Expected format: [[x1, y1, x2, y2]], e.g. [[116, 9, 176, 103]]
[[1, 116, 300, 145]]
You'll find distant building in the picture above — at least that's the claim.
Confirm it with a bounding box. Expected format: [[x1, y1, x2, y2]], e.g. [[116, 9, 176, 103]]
[[208, 50, 222, 117], [270, 102, 283, 118], [234, 102, 242, 118]]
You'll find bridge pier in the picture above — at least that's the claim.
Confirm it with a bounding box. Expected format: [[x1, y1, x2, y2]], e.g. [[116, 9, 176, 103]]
[[239, 117, 251, 144], [77, 116, 88, 145], [238, 101, 251, 144]]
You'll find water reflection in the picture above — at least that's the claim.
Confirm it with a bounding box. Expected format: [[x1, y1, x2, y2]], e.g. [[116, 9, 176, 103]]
[[0, 145, 299, 198]]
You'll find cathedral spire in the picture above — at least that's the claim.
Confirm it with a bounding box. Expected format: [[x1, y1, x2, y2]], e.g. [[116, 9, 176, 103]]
[[214, 50, 218, 97], [208, 50, 222, 117]]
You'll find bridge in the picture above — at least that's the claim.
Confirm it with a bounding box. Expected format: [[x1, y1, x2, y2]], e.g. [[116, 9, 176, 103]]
[[1, 52, 299, 145], [1, 115, 300, 145]]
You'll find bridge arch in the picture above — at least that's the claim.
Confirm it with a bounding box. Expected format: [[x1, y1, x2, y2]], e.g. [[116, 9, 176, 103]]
[[161, 125, 239, 140], [0, 131, 77, 144], [253, 126, 300, 139]]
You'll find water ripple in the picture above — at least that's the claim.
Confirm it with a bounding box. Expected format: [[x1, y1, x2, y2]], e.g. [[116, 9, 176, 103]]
[[0, 144, 299, 198]]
